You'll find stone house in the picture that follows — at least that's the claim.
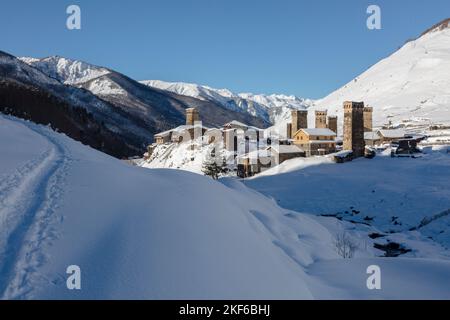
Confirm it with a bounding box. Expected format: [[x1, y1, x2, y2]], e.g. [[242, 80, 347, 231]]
[[223, 120, 264, 154], [292, 128, 337, 156], [237, 145, 305, 177], [154, 129, 173, 145], [364, 131, 381, 146], [154, 107, 208, 145], [377, 129, 406, 143]]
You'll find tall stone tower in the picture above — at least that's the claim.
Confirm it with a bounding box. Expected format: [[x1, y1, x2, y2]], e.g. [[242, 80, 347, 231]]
[[291, 110, 308, 137], [186, 108, 200, 126], [327, 116, 338, 135], [286, 123, 292, 139], [363, 106, 373, 132], [343, 101, 365, 157], [315, 110, 328, 129]]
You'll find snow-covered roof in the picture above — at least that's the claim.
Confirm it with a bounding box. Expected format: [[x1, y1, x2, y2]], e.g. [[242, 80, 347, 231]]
[[308, 140, 336, 144], [237, 149, 272, 160], [334, 150, 353, 157], [364, 132, 381, 140], [154, 124, 208, 137], [377, 129, 406, 139], [154, 129, 173, 138], [223, 120, 249, 128], [270, 145, 305, 154], [299, 128, 337, 136]]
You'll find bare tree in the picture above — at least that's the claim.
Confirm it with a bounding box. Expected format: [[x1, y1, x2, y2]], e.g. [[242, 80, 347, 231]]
[[334, 232, 359, 259]]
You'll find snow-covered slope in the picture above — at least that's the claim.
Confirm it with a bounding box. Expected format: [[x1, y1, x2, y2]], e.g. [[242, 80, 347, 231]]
[[1, 51, 149, 157], [244, 148, 450, 254], [0, 114, 316, 299], [313, 19, 450, 129], [20, 56, 111, 85], [20, 55, 269, 133], [2, 114, 450, 299], [142, 80, 313, 125]]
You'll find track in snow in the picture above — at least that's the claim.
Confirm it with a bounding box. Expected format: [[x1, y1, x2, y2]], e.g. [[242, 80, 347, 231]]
[[0, 120, 71, 299]]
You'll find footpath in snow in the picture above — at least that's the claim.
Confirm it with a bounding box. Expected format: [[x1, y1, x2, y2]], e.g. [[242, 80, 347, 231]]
[[0, 114, 450, 299]]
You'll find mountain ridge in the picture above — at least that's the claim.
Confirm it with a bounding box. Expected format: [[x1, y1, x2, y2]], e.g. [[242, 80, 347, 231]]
[[311, 18, 450, 132], [1, 52, 269, 158]]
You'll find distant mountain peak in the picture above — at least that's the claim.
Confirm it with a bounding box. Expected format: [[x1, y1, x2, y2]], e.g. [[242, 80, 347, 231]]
[[141, 79, 313, 125], [19, 55, 110, 85], [313, 17, 450, 129]]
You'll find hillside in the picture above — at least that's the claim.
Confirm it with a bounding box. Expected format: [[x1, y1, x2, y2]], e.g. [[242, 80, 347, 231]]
[[0, 114, 314, 299], [142, 80, 313, 125], [21, 56, 269, 131], [1, 114, 450, 299], [0, 51, 144, 158], [312, 18, 450, 132]]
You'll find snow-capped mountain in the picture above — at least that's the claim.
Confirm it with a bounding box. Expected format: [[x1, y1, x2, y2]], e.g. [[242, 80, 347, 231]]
[[0, 51, 147, 157], [141, 80, 314, 125], [20, 56, 111, 85], [22, 56, 268, 124], [8, 54, 267, 157], [312, 18, 450, 130]]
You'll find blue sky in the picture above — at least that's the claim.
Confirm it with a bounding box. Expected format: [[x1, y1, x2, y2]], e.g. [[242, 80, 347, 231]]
[[1, 0, 449, 98]]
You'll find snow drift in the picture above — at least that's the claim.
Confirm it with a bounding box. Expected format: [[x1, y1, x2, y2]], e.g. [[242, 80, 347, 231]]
[[1, 115, 450, 299], [0, 114, 315, 299]]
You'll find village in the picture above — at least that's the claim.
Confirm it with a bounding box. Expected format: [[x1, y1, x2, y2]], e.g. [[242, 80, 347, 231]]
[[144, 102, 426, 178]]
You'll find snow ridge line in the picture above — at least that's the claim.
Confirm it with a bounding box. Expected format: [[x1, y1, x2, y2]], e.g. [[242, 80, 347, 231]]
[[0, 121, 71, 299]]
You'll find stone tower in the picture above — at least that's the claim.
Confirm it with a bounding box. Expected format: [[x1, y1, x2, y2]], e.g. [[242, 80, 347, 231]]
[[286, 123, 292, 139], [291, 110, 308, 137], [343, 101, 365, 157], [327, 116, 338, 135], [315, 110, 328, 129], [363, 106, 373, 132], [186, 108, 200, 126]]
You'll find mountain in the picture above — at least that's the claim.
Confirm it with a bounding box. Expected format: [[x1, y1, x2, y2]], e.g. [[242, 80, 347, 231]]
[[1, 53, 268, 158], [22, 57, 269, 129], [141, 80, 314, 125], [0, 51, 145, 158], [312, 18, 450, 131], [19, 56, 111, 86]]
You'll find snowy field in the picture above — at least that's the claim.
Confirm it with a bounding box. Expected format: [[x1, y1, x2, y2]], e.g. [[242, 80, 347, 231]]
[[244, 149, 450, 254], [1, 114, 450, 299]]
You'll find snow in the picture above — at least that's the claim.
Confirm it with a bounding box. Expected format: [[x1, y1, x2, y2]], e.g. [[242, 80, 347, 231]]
[[0, 115, 316, 299], [312, 26, 450, 130], [364, 132, 381, 140], [2, 114, 450, 299], [300, 128, 337, 136], [243, 150, 450, 252], [141, 138, 224, 175], [141, 80, 313, 125], [19, 56, 110, 85], [4, 21, 450, 300], [378, 129, 406, 139], [87, 77, 127, 96], [0, 53, 62, 87], [307, 258, 450, 299]]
